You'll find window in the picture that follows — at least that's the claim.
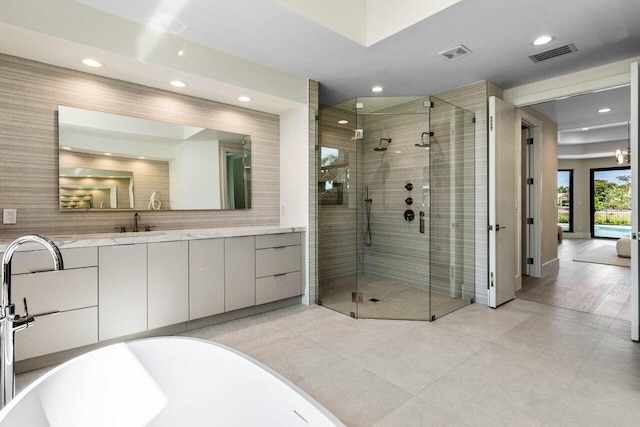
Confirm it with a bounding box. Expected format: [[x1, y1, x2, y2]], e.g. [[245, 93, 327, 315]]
[[591, 167, 631, 238], [557, 170, 573, 232]]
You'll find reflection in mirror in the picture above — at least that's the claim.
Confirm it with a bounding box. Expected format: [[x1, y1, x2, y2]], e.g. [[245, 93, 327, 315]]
[[58, 106, 251, 211], [319, 147, 350, 205]]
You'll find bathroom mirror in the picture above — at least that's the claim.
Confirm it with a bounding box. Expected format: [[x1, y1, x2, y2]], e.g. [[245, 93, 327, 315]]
[[58, 106, 251, 211]]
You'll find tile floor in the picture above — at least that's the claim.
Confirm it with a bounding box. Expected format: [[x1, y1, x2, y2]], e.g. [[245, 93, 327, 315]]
[[517, 239, 631, 320], [319, 277, 471, 321], [17, 298, 640, 426]]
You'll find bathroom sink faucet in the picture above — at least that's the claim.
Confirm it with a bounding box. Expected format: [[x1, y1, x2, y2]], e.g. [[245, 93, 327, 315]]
[[0, 234, 63, 408]]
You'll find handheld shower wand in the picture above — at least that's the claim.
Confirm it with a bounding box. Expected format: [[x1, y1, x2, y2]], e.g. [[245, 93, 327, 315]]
[[363, 185, 372, 246]]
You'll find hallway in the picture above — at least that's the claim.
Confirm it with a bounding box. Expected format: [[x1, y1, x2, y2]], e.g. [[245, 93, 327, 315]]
[[517, 239, 631, 321]]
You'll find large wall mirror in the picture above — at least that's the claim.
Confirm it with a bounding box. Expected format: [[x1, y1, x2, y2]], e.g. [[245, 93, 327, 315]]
[[58, 106, 251, 211]]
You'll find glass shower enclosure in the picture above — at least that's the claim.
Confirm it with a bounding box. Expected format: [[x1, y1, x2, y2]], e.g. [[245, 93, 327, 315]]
[[317, 96, 475, 321]]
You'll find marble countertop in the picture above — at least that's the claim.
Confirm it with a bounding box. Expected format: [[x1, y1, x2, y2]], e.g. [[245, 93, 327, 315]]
[[0, 225, 306, 252]]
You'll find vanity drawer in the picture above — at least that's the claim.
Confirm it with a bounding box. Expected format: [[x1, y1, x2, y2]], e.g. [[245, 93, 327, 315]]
[[256, 271, 302, 305], [10, 246, 98, 274], [255, 233, 301, 250], [11, 267, 98, 313], [16, 306, 98, 361], [255, 245, 301, 278]]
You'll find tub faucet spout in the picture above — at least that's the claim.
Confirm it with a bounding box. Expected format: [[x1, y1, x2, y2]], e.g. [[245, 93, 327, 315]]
[[0, 234, 63, 408]]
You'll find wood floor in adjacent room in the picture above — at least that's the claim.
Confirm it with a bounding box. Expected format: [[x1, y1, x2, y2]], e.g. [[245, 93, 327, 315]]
[[517, 238, 631, 321]]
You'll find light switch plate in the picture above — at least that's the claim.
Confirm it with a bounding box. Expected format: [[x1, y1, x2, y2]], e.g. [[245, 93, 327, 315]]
[[3, 209, 16, 224]]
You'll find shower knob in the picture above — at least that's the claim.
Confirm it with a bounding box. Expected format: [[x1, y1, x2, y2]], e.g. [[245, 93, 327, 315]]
[[404, 209, 415, 222], [405, 183, 413, 191], [405, 197, 413, 205]]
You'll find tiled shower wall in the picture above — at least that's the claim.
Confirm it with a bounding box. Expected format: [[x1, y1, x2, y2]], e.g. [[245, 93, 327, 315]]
[[360, 98, 475, 298], [359, 99, 432, 290], [0, 54, 280, 239]]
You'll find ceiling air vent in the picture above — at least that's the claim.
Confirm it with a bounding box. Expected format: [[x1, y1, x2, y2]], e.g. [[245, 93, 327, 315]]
[[529, 43, 578, 63], [438, 44, 473, 61]]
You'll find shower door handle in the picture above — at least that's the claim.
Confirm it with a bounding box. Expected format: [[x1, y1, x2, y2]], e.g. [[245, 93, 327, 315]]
[[419, 211, 425, 234]]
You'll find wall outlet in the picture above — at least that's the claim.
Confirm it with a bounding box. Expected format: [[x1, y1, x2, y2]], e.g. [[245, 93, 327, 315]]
[[3, 209, 17, 224]]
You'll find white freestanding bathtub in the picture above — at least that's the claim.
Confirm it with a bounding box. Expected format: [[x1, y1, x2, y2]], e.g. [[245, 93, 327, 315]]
[[0, 337, 344, 426]]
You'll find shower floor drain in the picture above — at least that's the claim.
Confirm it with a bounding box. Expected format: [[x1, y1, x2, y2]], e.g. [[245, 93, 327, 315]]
[[368, 298, 380, 302]]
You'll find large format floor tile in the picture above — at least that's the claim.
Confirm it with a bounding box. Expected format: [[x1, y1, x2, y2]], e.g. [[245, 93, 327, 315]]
[[15, 297, 640, 427]]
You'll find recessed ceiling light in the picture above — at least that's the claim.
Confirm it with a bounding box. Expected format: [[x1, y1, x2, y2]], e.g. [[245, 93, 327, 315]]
[[104, 152, 112, 156], [371, 86, 383, 93], [62, 146, 72, 150], [138, 156, 146, 159], [81, 58, 103, 68], [598, 108, 611, 113], [178, 50, 184, 57], [338, 120, 348, 125], [170, 80, 186, 88], [532, 35, 554, 46], [582, 127, 590, 131], [238, 96, 251, 102]]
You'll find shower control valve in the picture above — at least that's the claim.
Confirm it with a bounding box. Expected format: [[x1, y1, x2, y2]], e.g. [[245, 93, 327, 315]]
[[405, 183, 413, 191], [404, 209, 415, 222], [405, 197, 413, 205]]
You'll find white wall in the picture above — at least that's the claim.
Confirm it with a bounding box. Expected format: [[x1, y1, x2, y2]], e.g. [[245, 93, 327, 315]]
[[280, 87, 312, 304]]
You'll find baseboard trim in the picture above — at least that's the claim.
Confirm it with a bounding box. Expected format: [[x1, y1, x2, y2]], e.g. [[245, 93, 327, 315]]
[[542, 258, 560, 276]]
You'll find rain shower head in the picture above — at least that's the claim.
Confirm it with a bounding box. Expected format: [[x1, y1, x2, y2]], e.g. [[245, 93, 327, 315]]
[[415, 131, 433, 148], [375, 137, 392, 152]]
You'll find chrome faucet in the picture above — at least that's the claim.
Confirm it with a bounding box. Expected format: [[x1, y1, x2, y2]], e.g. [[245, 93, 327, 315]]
[[0, 234, 63, 408], [133, 212, 140, 232]]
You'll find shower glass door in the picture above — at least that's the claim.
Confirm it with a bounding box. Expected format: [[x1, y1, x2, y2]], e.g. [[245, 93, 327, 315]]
[[354, 96, 432, 320], [429, 96, 476, 320], [317, 96, 475, 321], [316, 103, 358, 317]]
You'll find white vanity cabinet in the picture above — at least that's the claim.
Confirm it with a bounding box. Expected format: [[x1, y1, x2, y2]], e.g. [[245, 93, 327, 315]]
[[189, 239, 225, 320], [255, 233, 303, 305], [1, 227, 305, 364], [224, 236, 256, 312], [148, 241, 189, 329], [10, 247, 98, 361], [98, 244, 147, 341]]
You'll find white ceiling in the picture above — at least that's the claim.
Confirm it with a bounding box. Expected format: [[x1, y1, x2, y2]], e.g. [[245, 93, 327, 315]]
[[1, 0, 639, 156], [531, 85, 631, 159]]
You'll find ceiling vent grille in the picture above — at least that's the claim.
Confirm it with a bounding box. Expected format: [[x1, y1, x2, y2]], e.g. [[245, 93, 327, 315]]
[[529, 43, 578, 63], [438, 44, 473, 61]]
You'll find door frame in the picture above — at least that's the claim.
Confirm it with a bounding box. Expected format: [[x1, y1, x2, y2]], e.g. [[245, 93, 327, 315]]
[[630, 62, 639, 342], [505, 60, 638, 341], [515, 110, 543, 281]]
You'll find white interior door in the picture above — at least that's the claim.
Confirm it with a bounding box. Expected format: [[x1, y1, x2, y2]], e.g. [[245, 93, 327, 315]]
[[489, 96, 517, 308], [631, 62, 639, 342]]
